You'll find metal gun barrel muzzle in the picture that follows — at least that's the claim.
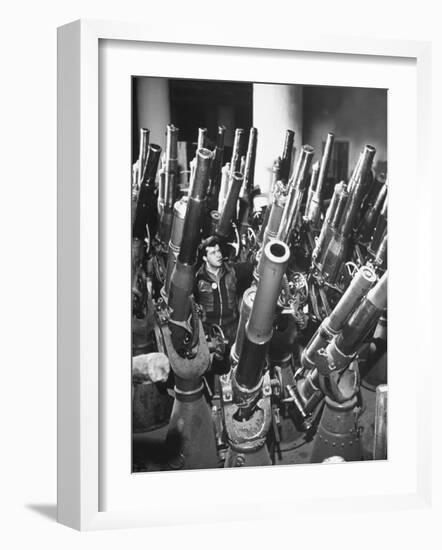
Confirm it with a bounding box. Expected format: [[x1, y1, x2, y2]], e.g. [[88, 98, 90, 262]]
[[166, 123, 179, 162], [247, 240, 290, 344]]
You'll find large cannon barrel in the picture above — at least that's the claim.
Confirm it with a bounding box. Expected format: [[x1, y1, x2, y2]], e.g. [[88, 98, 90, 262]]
[[333, 271, 387, 358], [306, 133, 334, 227], [207, 125, 226, 209], [302, 265, 376, 369], [197, 127, 207, 150], [177, 148, 213, 265], [280, 129, 295, 183], [242, 127, 258, 193], [304, 161, 319, 220], [216, 172, 244, 240], [312, 181, 346, 262], [132, 143, 162, 239], [137, 128, 150, 186], [358, 182, 387, 243], [235, 240, 290, 390], [277, 144, 314, 242], [164, 197, 188, 295], [339, 145, 376, 237], [317, 132, 334, 196], [230, 128, 244, 173], [163, 124, 179, 208], [368, 193, 387, 257], [328, 266, 377, 331]]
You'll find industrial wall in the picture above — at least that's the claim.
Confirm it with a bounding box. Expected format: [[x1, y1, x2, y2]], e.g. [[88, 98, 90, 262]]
[[302, 85, 387, 175]]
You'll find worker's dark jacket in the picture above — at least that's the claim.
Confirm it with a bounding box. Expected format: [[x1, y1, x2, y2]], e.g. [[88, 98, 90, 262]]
[[194, 261, 253, 343]]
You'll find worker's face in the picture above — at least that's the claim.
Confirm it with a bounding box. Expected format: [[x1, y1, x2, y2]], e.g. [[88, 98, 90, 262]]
[[204, 244, 223, 268]]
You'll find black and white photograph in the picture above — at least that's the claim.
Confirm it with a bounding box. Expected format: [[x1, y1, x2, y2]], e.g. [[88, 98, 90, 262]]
[[130, 77, 387, 472]]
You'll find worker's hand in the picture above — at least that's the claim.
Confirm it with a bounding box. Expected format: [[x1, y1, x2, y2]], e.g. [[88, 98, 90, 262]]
[[132, 352, 170, 383]]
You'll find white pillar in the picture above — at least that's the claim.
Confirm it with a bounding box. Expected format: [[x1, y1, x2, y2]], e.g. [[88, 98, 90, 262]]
[[135, 77, 171, 151], [253, 84, 303, 195]]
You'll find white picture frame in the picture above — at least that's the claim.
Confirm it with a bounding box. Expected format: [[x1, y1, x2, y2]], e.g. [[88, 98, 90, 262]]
[[57, 19, 433, 531]]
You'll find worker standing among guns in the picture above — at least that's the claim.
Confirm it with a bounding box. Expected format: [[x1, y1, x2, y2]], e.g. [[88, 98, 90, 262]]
[[195, 235, 253, 371]]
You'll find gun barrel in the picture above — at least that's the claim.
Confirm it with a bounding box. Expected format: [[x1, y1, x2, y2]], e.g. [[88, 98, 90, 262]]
[[197, 127, 207, 150], [280, 129, 295, 183], [230, 128, 244, 173], [164, 124, 179, 208], [328, 265, 377, 331], [369, 194, 387, 256], [339, 145, 376, 237], [316, 132, 334, 197], [165, 197, 188, 295], [231, 287, 255, 362], [277, 145, 314, 242], [216, 172, 244, 239], [302, 265, 376, 369], [373, 384, 388, 459], [242, 127, 258, 194], [178, 148, 213, 265], [359, 182, 387, 242], [374, 231, 387, 269], [132, 144, 162, 239], [235, 240, 290, 390], [335, 271, 387, 356], [137, 128, 150, 186], [305, 161, 320, 221], [208, 126, 226, 208]]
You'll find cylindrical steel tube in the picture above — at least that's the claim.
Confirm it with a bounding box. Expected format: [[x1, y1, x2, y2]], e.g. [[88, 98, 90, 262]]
[[231, 287, 255, 362], [301, 265, 376, 370], [137, 128, 150, 187], [328, 265, 377, 331], [305, 161, 320, 221], [247, 240, 290, 344], [339, 145, 376, 237], [277, 145, 314, 242], [164, 124, 179, 208], [369, 194, 387, 256], [236, 240, 290, 389], [165, 197, 188, 295], [373, 384, 388, 460], [242, 127, 258, 195], [374, 231, 387, 270], [197, 127, 207, 150], [359, 182, 387, 243], [216, 172, 244, 239], [178, 148, 213, 265], [208, 126, 226, 208], [280, 129, 295, 183], [230, 128, 244, 173], [329, 183, 349, 229], [132, 144, 162, 239], [218, 163, 231, 213], [335, 271, 387, 356], [316, 132, 334, 197]]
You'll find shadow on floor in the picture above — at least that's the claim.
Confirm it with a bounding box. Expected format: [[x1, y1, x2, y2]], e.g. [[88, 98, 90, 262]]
[[26, 504, 57, 522]]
